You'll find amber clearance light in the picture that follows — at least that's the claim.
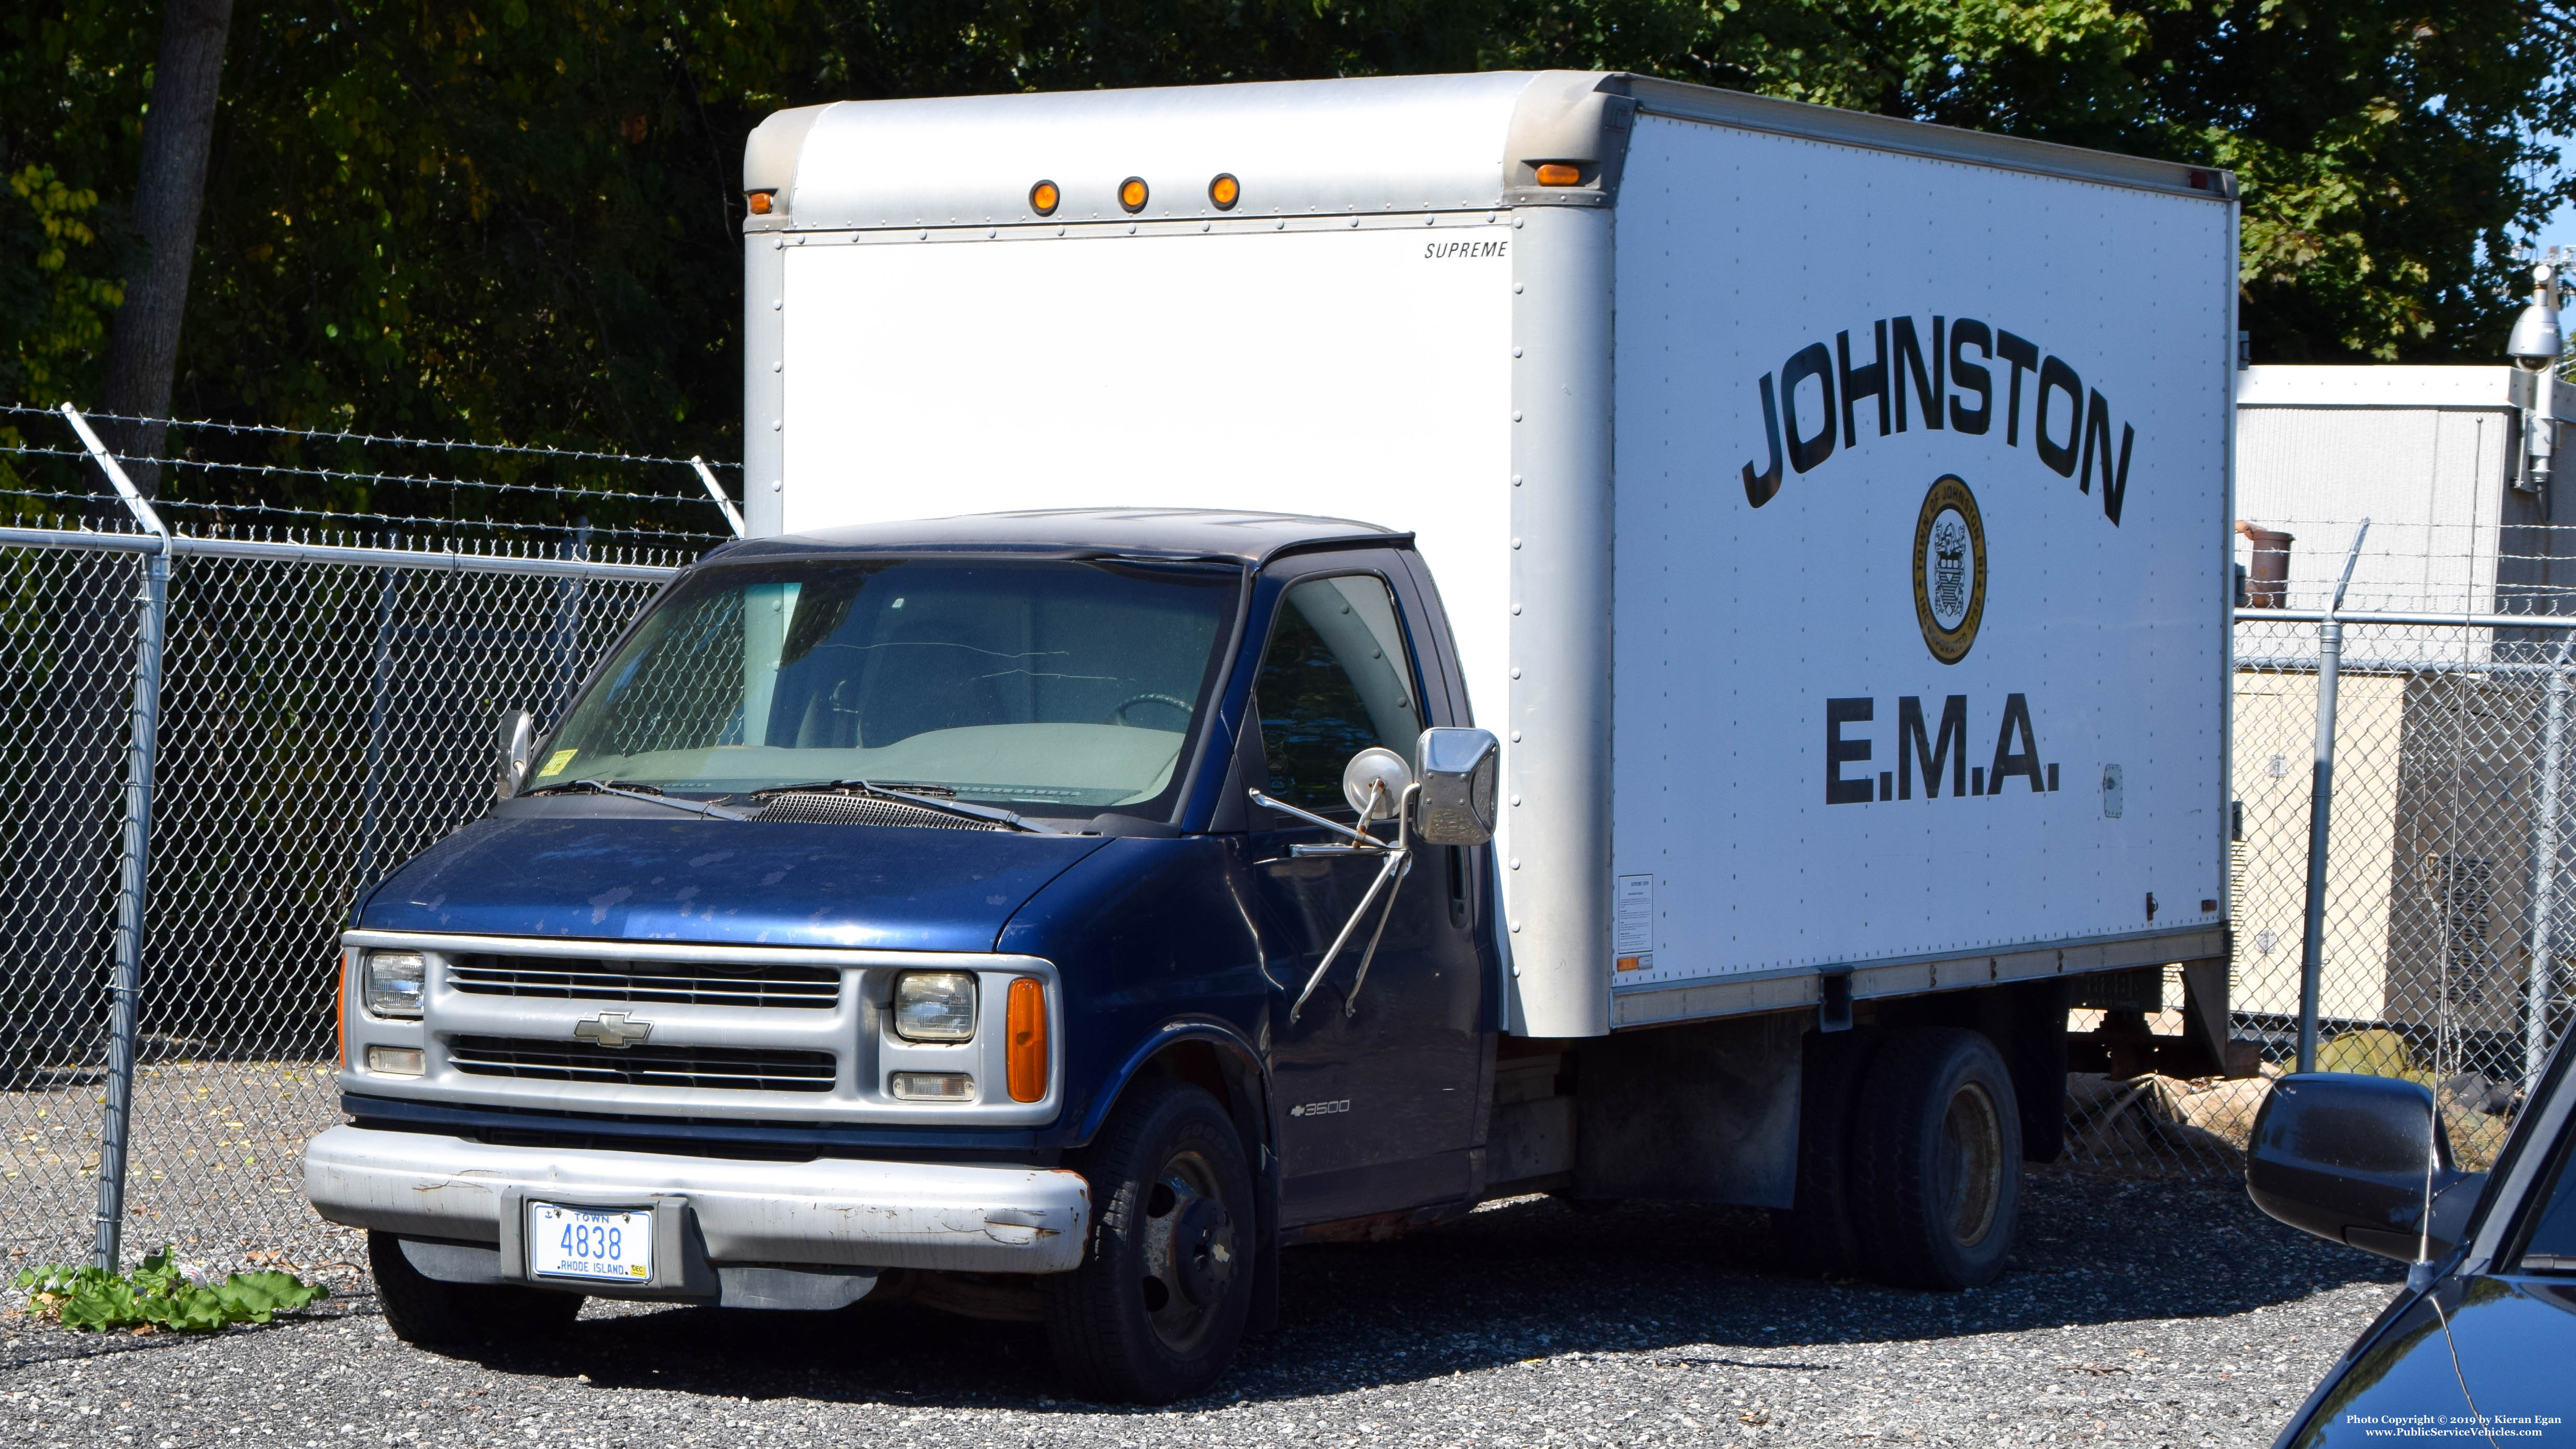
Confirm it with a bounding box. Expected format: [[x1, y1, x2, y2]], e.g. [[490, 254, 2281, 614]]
[[1208, 173, 1240, 210], [1030, 179, 1060, 216], [1118, 176, 1150, 214], [1006, 977, 1048, 1103], [746, 189, 776, 215], [1533, 164, 1582, 187]]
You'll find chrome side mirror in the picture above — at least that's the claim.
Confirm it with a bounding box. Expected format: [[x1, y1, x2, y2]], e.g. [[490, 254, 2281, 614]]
[[1341, 747, 1414, 821], [497, 709, 535, 797], [1414, 727, 1500, 845]]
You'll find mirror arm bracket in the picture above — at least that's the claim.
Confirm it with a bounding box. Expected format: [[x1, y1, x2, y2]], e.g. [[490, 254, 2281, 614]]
[[1248, 789, 1379, 848], [1279, 781, 1417, 1023]]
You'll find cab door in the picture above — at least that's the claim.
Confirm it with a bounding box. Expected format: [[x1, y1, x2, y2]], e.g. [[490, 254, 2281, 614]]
[[1243, 561, 1488, 1225]]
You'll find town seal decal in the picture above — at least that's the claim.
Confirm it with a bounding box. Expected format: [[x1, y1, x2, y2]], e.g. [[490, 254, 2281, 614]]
[[1912, 475, 1986, 664]]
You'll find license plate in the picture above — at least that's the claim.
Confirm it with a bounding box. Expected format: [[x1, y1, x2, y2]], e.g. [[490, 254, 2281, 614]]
[[527, 1202, 653, 1282]]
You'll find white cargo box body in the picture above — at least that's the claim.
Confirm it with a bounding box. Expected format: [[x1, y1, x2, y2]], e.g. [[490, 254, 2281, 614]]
[[742, 72, 2236, 1037]]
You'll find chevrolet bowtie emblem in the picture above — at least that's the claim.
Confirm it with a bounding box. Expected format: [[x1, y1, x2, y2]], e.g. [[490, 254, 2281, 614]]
[[572, 1011, 652, 1049]]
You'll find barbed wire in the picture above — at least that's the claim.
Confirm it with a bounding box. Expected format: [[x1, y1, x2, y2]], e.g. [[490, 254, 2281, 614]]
[[148, 496, 727, 543], [0, 440, 731, 511], [159, 519, 706, 565], [0, 401, 740, 470]]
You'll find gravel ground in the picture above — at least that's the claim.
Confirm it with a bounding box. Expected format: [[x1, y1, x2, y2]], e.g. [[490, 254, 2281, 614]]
[[0, 1165, 2402, 1448]]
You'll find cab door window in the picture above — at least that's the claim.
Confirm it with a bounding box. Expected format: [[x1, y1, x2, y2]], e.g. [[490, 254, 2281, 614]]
[[1252, 575, 1423, 814]]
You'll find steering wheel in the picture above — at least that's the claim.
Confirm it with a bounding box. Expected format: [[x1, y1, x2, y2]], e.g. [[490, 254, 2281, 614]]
[[1106, 692, 1194, 728]]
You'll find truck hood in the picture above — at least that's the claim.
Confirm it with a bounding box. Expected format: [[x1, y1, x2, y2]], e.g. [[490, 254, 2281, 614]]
[[359, 816, 1110, 953]]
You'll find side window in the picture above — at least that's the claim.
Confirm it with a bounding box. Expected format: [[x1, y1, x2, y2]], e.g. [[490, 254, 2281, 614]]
[[1252, 574, 1423, 813], [2515, 1120, 2576, 1271]]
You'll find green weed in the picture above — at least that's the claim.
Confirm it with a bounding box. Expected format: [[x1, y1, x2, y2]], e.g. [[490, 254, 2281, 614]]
[[15, 1246, 325, 1333]]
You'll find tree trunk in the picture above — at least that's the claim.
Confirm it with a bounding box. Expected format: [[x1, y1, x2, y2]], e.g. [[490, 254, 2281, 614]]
[[97, 0, 237, 496]]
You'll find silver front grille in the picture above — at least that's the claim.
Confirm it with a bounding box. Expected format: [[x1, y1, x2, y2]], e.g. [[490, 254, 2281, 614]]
[[448, 955, 840, 1010], [445, 1036, 836, 1092]]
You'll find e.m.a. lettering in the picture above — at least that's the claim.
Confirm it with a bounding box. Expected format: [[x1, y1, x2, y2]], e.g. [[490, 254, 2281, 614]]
[[1741, 317, 2135, 525], [1824, 693, 2061, 805]]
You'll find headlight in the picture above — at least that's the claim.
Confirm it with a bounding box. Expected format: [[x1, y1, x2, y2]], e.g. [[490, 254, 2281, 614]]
[[364, 951, 426, 1019], [892, 971, 977, 1042]]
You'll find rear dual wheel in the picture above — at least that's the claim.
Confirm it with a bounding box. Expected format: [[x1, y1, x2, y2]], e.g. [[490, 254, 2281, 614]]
[[1043, 1079, 1255, 1403], [1780, 1026, 2022, 1290], [1847, 1027, 2022, 1290]]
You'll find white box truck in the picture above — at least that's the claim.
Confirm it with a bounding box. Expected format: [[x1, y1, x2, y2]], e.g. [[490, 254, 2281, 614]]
[[309, 69, 2236, 1402]]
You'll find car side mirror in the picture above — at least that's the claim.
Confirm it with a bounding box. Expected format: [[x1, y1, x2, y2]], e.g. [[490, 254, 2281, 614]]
[[2246, 1072, 2481, 1260], [497, 709, 535, 797], [1340, 747, 1413, 821], [1413, 727, 1500, 846]]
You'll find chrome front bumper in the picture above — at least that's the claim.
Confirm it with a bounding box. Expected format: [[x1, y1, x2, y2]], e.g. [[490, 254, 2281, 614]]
[[303, 1124, 1090, 1275]]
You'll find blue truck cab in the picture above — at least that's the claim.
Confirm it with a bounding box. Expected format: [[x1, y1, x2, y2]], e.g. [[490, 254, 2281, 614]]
[[308, 510, 1508, 1400]]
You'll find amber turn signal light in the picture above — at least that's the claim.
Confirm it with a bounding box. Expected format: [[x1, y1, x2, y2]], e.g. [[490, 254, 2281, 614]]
[[1208, 173, 1240, 210], [1030, 179, 1060, 216], [746, 189, 775, 215], [1006, 977, 1048, 1102], [1119, 176, 1150, 214], [1533, 164, 1582, 187]]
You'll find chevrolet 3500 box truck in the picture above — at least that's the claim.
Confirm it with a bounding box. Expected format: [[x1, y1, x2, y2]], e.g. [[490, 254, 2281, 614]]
[[305, 71, 2236, 1401]]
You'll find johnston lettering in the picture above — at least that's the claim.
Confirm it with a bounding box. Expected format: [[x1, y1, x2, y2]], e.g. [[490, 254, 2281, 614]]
[[1742, 315, 2136, 525]]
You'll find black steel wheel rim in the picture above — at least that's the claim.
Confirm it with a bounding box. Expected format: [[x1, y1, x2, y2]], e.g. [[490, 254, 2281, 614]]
[[1136, 1145, 1236, 1352]]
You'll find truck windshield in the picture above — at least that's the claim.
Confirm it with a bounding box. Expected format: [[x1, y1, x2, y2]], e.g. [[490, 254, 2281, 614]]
[[531, 556, 1241, 816]]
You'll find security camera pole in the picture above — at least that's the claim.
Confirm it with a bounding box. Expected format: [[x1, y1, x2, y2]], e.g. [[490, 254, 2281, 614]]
[[2509, 253, 2567, 497]]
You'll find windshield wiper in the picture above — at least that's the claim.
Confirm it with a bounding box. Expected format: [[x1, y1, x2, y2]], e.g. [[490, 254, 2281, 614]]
[[522, 779, 750, 821], [755, 779, 1048, 833]]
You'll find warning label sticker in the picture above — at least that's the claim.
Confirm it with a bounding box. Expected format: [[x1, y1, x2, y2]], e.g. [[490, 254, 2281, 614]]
[[1614, 874, 1655, 964]]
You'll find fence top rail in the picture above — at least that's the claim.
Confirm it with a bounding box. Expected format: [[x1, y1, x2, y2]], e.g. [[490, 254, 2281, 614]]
[[2235, 654, 2575, 676], [2240, 607, 2576, 630], [0, 525, 688, 582]]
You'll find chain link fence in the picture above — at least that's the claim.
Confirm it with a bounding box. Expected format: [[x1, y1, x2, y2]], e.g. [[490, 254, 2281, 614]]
[[2067, 520, 2576, 1177], [0, 440, 695, 1281]]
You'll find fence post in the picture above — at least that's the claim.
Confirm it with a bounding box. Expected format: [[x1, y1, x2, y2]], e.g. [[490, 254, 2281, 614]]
[[2529, 637, 2575, 1090], [354, 546, 401, 895], [2298, 520, 2370, 1075], [59, 404, 170, 1272], [691, 457, 746, 537]]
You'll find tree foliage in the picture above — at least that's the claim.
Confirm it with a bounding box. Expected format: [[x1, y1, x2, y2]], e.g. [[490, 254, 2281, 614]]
[[2, 0, 2569, 481]]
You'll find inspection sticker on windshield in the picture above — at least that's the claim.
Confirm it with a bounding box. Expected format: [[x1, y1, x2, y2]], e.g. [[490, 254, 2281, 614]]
[[537, 748, 577, 780], [528, 1202, 652, 1281]]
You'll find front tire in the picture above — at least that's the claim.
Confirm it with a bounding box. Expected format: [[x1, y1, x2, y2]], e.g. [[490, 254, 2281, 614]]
[[1043, 1079, 1255, 1403], [369, 1231, 584, 1346], [1848, 1027, 2021, 1290]]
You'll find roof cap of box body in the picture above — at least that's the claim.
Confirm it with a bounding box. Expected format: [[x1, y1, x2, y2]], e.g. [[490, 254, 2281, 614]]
[[742, 71, 2230, 232], [705, 507, 1405, 567]]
